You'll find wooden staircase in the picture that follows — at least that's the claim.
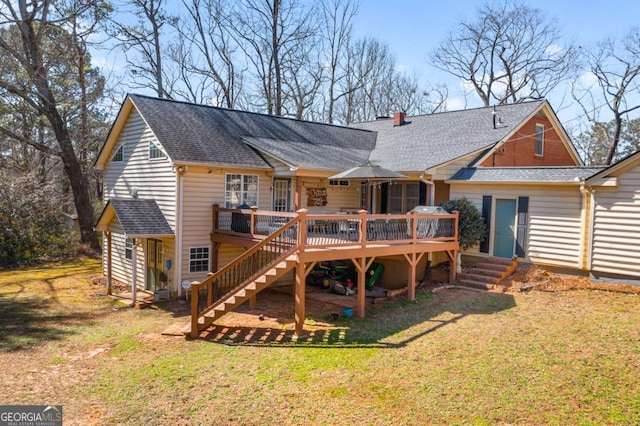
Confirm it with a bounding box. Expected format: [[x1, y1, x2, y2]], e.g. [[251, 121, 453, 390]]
[[457, 257, 519, 291], [184, 254, 298, 336]]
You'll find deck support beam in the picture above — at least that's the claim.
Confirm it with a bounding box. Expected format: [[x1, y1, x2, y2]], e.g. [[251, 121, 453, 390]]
[[403, 252, 425, 301], [294, 264, 307, 337], [352, 256, 375, 318]]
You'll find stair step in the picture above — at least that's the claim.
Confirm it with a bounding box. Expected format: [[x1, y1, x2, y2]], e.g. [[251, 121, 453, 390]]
[[474, 262, 511, 272], [486, 257, 516, 266], [458, 273, 500, 284], [458, 279, 497, 290], [469, 268, 504, 278]]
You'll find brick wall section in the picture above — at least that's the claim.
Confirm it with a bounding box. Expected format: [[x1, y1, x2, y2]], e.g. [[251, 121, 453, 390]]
[[480, 116, 578, 167]]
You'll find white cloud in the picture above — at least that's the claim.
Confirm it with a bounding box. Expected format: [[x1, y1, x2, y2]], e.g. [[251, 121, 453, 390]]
[[545, 44, 564, 57]]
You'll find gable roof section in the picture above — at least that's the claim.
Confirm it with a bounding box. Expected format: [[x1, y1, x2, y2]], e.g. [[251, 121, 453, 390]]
[[95, 198, 173, 238], [586, 149, 640, 183], [97, 94, 377, 170], [352, 100, 568, 172], [447, 166, 606, 185]]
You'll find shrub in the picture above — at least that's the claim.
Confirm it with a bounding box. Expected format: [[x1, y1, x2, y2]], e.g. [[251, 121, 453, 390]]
[[439, 197, 487, 250], [0, 171, 79, 267]]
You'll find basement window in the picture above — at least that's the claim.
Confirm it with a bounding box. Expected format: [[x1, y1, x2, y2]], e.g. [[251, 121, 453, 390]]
[[189, 246, 210, 273]]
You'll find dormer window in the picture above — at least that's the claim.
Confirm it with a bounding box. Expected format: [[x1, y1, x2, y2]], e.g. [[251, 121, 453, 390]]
[[149, 141, 166, 160], [535, 124, 544, 156], [112, 145, 123, 162]]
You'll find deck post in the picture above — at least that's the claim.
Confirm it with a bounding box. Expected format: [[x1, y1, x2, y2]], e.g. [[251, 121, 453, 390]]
[[358, 210, 368, 247], [212, 204, 219, 233], [250, 206, 258, 235], [297, 209, 308, 251], [294, 264, 306, 337], [357, 259, 366, 318], [190, 282, 199, 338]]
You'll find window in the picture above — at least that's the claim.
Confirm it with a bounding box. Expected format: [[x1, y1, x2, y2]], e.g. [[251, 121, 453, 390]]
[[389, 182, 420, 213], [112, 145, 123, 162], [225, 174, 258, 208], [535, 124, 544, 156], [125, 238, 133, 260], [149, 141, 166, 160], [329, 179, 350, 187], [189, 247, 210, 273]]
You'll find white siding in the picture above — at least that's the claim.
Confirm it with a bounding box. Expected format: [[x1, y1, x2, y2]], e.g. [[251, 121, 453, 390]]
[[301, 177, 361, 213], [591, 162, 640, 277], [103, 108, 177, 228], [450, 184, 584, 268], [180, 168, 273, 282], [101, 220, 144, 288]]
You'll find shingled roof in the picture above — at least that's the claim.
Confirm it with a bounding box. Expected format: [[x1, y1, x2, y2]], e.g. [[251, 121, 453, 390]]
[[448, 166, 606, 184], [96, 198, 173, 237], [128, 94, 376, 169], [352, 100, 547, 171]]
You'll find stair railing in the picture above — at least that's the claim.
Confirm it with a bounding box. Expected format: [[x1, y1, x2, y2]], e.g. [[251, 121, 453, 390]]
[[190, 216, 300, 335]]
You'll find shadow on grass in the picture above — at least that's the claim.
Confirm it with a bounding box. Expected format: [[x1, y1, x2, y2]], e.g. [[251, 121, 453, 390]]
[[197, 288, 517, 348], [0, 294, 98, 352]]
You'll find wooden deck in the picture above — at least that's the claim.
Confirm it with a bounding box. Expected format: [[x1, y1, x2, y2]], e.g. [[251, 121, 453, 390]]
[[187, 207, 460, 338]]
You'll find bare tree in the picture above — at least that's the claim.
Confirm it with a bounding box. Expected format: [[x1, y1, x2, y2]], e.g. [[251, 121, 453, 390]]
[[319, 0, 358, 124], [431, 0, 576, 106], [171, 0, 242, 108], [0, 0, 109, 248], [587, 27, 640, 164], [228, 0, 317, 116], [111, 0, 173, 98]]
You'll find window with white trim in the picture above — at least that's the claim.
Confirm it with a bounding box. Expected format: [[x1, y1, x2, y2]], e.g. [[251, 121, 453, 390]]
[[125, 238, 133, 260], [149, 141, 166, 160], [225, 174, 258, 208], [189, 247, 210, 273], [112, 145, 123, 162], [535, 124, 544, 156]]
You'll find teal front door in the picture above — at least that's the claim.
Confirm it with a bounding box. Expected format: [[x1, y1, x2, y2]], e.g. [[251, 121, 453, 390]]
[[493, 199, 516, 258]]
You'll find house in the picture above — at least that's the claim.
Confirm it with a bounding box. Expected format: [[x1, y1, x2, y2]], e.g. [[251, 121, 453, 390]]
[[95, 94, 628, 336]]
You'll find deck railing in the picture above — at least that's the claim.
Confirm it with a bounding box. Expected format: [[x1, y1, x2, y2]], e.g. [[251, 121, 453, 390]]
[[211, 204, 459, 247]]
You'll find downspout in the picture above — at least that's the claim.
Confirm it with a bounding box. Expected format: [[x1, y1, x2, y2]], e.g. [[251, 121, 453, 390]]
[[578, 179, 595, 271], [175, 165, 186, 298], [587, 187, 596, 272]]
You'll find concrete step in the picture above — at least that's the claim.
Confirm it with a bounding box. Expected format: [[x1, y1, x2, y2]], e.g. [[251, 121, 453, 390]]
[[458, 279, 497, 291], [458, 273, 500, 284]]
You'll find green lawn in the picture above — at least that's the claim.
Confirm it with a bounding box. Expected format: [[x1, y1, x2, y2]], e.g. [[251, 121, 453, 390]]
[[1, 258, 639, 425]]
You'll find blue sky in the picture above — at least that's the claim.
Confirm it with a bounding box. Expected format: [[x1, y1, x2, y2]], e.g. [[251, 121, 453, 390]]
[[350, 0, 640, 124]]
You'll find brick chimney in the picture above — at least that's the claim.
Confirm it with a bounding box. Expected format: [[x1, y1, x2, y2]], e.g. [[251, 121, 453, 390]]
[[393, 111, 406, 126]]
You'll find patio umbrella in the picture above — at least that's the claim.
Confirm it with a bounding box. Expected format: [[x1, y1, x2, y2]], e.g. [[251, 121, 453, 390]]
[[329, 162, 407, 212], [328, 162, 408, 181]]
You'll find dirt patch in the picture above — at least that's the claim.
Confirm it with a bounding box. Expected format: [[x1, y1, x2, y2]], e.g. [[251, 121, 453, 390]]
[[504, 267, 640, 294]]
